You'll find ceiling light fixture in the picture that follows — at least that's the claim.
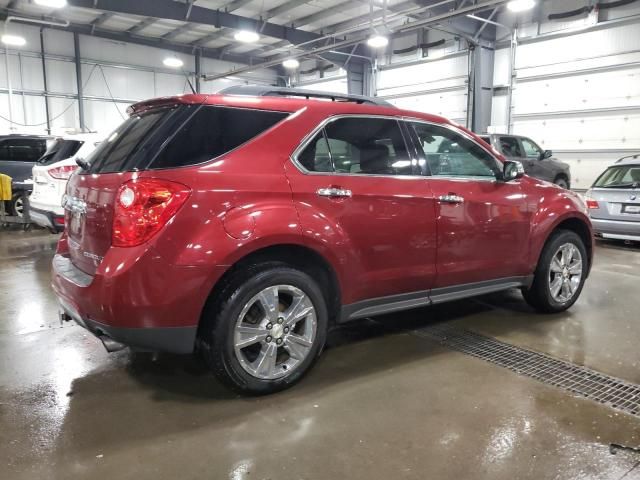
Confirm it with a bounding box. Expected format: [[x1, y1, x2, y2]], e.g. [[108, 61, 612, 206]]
[[367, 34, 389, 48], [507, 0, 535, 12], [282, 58, 300, 69], [163, 57, 184, 68], [34, 0, 68, 8], [234, 30, 260, 43], [1, 34, 26, 46]]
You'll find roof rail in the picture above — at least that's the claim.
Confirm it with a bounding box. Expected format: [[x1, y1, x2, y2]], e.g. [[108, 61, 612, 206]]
[[615, 154, 640, 163], [218, 85, 395, 108]]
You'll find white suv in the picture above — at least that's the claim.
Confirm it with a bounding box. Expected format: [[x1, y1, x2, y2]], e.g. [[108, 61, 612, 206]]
[[29, 134, 102, 232]]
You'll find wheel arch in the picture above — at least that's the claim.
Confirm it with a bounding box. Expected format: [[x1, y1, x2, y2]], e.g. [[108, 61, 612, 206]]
[[533, 214, 593, 276], [200, 243, 343, 333]]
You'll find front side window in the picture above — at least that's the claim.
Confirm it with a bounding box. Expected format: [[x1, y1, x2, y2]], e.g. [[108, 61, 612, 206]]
[[410, 122, 500, 178], [297, 117, 413, 176], [521, 138, 542, 159], [499, 136, 524, 158]]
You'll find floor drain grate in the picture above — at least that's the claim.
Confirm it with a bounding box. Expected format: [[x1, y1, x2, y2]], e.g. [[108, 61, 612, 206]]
[[414, 324, 640, 417]]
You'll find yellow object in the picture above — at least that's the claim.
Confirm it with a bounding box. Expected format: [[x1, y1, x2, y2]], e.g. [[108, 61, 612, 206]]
[[0, 174, 12, 202]]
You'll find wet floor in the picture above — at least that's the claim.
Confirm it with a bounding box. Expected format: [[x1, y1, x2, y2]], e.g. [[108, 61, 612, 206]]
[[1, 228, 640, 479]]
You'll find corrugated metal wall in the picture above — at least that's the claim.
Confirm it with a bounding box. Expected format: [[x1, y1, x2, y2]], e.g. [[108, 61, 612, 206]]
[[0, 23, 276, 137]]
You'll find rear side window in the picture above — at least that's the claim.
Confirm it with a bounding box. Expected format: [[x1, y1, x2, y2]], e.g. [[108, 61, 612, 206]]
[[151, 106, 289, 169], [499, 136, 524, 158], [38, 139, 83, 166], [0, 139, 47, 162], [297, 117, 413, 176]]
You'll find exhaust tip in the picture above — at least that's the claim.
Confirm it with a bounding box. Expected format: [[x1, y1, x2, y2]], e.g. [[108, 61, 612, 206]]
[[97, 334, 127, 353]]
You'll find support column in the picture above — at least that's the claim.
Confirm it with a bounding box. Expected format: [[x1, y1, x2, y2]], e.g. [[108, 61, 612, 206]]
[[73, 32, 86, 132], [346, 61, 365, 96], [469, 45, 495, 133], [40, 28, 51, 135], [194, 49, 201, 93]]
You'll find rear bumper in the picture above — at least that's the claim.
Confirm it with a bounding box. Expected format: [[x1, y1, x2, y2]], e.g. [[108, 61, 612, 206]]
[[591, 217, 640, 241], [29, 205, 64, 231], [52, 250, 220, 354]]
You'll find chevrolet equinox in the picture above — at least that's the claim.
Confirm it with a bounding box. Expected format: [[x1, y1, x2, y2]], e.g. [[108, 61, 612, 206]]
[[53, 86, 593, 394]]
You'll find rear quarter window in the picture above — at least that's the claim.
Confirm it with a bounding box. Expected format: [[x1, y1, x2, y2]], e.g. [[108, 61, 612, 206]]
[[150, 106, 289, 169]]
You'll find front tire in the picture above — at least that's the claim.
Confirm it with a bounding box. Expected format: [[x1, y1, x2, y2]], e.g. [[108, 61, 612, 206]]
[[522, 230, 587, 313], [198, 263, 328, 395], [10, 192, 28, 218]]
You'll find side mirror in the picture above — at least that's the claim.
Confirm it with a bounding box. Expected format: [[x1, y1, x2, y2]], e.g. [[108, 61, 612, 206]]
[[540, 149, 553, 160], [502, 160, 525, 181]]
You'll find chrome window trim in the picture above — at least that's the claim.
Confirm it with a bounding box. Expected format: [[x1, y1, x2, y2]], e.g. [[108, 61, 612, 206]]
[[289, 114, 423, 180], [289, 114, 507, 184]]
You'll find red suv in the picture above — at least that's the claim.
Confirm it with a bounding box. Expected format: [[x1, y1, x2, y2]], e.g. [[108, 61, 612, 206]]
[[53, 86, 593, 394]]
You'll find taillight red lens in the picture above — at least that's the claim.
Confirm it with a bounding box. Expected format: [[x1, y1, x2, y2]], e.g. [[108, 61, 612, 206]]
[[112, 178, 191, 247], [586, 199, 599, 209], [48, 165, 78, 180]]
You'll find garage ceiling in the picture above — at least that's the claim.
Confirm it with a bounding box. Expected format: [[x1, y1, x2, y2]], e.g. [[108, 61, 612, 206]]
[[0, 0, 500, 73]]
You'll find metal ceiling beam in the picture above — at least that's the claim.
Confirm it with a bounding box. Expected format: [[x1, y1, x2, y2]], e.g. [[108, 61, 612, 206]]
[[204, 0, 507, 80], [91, 12, 114, 26], [65, 0, 357, 66], [68, 0, 336, 45], [127, 17, 156, 34], [161, 22, 194, 40], [0, 12, 271, 70]]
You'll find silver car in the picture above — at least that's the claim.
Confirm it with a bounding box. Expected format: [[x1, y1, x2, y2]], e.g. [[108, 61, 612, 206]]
[[586, 154, 640, 242]]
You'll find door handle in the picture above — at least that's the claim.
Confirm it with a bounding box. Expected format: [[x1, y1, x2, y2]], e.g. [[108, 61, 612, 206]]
[[317, 187, 352, 198], [438, 194, 464, 204]]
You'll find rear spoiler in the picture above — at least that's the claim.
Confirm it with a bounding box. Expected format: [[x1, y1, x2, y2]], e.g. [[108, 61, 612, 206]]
[[127, 94, 208, 116]]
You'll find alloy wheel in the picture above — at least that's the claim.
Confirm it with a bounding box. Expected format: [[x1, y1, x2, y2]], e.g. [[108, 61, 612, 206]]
[[233, 284, 317, 380], [548, 242, 583, 303]]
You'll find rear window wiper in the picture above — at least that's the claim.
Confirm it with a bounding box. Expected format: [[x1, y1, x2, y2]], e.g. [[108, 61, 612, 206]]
[[76, 158, 91, 170]]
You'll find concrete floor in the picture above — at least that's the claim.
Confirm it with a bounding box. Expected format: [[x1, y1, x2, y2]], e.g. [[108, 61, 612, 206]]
[[2, 228, 640, 480]]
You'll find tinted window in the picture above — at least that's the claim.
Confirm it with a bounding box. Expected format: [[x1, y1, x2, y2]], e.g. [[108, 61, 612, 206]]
[[298, 117, 412, 176], [593, 165, 640, 188], [151, 106, 288, 169], [38, 139, 83, 166], [0, 139, 46, 162], [298, 132, 333, 172], [411, 122, 499, 178], [87, 108, 178, 173], [521, 138, 541, 159], [499, 136, 524, 158]]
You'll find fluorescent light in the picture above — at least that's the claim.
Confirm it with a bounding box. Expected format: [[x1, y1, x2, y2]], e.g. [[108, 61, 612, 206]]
[[234, 30, 259, 43], [34, 0, 67, 7], [1, 35, 26, 47], [507, 0, 535, 12], [282, 58, 300, 69], [367, 34, 389, 48], [163, 57, 184, 68]]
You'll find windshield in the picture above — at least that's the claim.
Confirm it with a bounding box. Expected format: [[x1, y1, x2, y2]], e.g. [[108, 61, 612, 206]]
[[593, 165, 640, 188], [37, 139, 83, 166]]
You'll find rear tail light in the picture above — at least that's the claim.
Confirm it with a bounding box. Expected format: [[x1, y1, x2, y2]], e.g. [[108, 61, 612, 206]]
[[585, 199, 599, 209], [112, 178, 191, 247], [48, 165, 78, 180]]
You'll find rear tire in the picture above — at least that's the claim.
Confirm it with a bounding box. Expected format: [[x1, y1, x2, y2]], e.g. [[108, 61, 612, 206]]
[[522, 230, 587, 313], [9, 192, 28, 218], [198, 262, 328, 395]]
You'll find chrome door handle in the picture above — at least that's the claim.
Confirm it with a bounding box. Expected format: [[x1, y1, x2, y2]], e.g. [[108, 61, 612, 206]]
[[317, 187, 352, 198], [438, 194, 464, 204]]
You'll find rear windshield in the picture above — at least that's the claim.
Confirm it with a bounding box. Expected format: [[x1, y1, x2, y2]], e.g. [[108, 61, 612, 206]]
[[593, 165, 640, 188], [38, 139, 83, 166], [83, 105, 288, 173]]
